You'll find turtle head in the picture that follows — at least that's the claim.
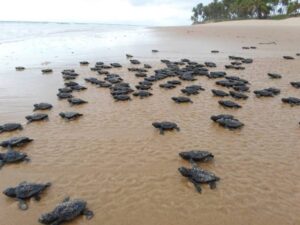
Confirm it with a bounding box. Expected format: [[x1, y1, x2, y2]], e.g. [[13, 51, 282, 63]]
[[178, 167, 191, 177], [39, 213, 57, 224], [3, 187, 16, 197], [59, 112, 65, 118], [152, 122, 161, 128]]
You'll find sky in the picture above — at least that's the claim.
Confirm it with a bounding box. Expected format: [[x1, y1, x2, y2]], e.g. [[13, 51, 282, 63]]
[[0, 0, 207, 26]]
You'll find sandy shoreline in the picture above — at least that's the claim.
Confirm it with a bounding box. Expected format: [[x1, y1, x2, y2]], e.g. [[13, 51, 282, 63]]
[[0, 19, 300, 225]]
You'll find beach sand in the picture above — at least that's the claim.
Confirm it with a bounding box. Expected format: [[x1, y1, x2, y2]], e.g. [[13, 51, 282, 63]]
[[0, 19, 300, 225]]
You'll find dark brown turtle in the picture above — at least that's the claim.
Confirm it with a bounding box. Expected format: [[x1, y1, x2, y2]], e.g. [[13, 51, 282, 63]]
[[39, 197, 94, 225], [3, 181, 51, 210]]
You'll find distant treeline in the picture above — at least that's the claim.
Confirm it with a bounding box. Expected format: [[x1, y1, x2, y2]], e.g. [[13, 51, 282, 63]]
[[191, 0, 300, 23]]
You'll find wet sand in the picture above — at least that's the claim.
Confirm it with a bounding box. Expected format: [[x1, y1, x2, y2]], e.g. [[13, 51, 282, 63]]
[[0, 19, 300, 225]]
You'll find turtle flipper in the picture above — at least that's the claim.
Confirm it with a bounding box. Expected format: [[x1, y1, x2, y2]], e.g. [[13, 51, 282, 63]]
[[83, 209, 94, 220], [159, 128, 164, 135], [34, 194, 41, 201], [50, 219, 62, 225], [18, 199, 28, 210], [189, 178, 202, 193], [0, 160, 4, 169], [209, 181, 217, 189], [189, 159, 198, 167], [176, 127, 180, 131], [62, 196, 70, 203]]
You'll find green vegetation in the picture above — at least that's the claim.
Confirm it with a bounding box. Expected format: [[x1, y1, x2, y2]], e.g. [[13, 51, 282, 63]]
[[191, 0, 300, 23]]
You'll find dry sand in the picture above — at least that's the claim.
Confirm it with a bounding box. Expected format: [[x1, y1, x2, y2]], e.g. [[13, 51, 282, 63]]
[[0, 18, 300, 225]]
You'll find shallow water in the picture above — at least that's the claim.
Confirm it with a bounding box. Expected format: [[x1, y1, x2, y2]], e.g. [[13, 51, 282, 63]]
[[0, 22, 300, 225]]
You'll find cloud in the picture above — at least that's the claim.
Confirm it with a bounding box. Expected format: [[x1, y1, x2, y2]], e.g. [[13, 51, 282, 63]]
[[0, 0, 204, 26]]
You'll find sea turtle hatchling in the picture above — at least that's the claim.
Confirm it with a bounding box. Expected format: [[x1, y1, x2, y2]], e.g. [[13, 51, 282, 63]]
[[39, 197, 94, 225], [33, 103, 53, 111], [178, 166, 220, 193], [59, 112, 83, 120], [179, 150, 214, 164], [57, 93, 73, 99], [15, 66, 25, 71], [211, 89, 229, 97], [282, 97, 300, 106], [3, 181, 51, 210], [0, 123, 23, 133], [132, 91, 152, 99], [42, 69, 53, 74], [172, 97, 193, 103], [218, 100, 241, 108], [152, 121, 180, 135], [290, 82, 300, 88], [0, 137, 33, 148], [211, 114, 244, 130], [268, 73, 282, 79], [68, 98, 88, 105], [25, 113, 48, 123], [0, 149, 29, 168]]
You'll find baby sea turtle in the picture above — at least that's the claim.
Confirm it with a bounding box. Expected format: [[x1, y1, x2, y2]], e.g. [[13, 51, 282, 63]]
[[57, 93, 73, 99], [0, 149, 29, 168], [15, 66, 25, 71], [26, 113, 48, 123], [181, 85, 204, 96], [64, 81, 79, 87], [229, 91, 248, 100], [179, 150, 214, 164], [0, 137, 33, 148], [135, 84, 152, 90], [111, 63, 122, 68], [135, 72, 147, 78], [268, 73, 282, 79], [172, 97, 193, 103], [211, 114, 244, 129], [80, 61, 89, 65], [216, 117, 244, 129], [0, 123, 23, 133], [210, 114, 234, 122], [71, 85, 87, 91], [290, 82, 300, 89], [130, 59, 141, 65], [3, 181, 51, 210], [241, 58, 253, 64], [34, 103, 53, 111], [152, 121, 180, 135], [211, 50, 219, 53], [218, 100, 241, 108], [68, 98, 88, 105], [42, 69, 53, 74], [207, 71, 226, 79], [282, 97, 300, 106], [283, 56, 294, 60], [159, 83, 176, 89], [114, 95, 131, 101], [144, 64, 152, 69], [132, 91, 152, 99], [253, 90, 273, 97], [126, 54, 133, 58], [39, 197, 94, 225], [212, 89, 229, 97], [59, 87, 73, 93], [178, 166, 220, 193], [59, 112, 83, 120], [167, 80, 181, 85], [205, 62, 216, 67], [152, 50, 159, 53]]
